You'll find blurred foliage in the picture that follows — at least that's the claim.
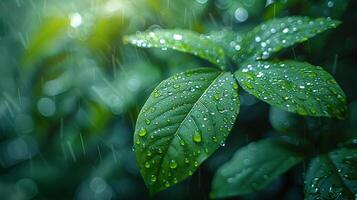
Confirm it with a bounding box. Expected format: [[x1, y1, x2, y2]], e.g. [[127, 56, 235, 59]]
[[0, 0, 356, 199]]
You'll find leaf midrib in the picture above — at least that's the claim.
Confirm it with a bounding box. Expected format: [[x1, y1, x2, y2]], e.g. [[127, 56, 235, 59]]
[[323, 154, 355, 199], [154, 71, 226, 189]]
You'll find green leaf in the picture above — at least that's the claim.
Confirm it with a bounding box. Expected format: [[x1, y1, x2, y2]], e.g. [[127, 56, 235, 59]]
[[207, 30, 244, 64], [133, 68, 240, 194], [235, 60, 347, 118], [305, 148, 357, 200], [124, 30, 227, 70], [235, 16, 341, 63], [211, 137, 304, 198]]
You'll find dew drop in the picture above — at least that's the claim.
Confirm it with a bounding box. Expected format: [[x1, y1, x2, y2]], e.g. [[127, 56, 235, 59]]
[[283, 28, 289, 33], [151, 175, 157, 182], [184, 158, 190, 164], [194, 161, 199, 167], [213, 94, 220, 101], [138, 128, 147, 137], [145, 162, 151, 168], [212, 136, 218, 143], [173, 34, 183, 41], [179, 139, 185, 146], [255, 36, 261, 42], [153, 90, 160, 98], [164, 181, 170, 187], [193, 130, 202, 143], [232, 82, 239, 90], [170, 160, 178, 169]]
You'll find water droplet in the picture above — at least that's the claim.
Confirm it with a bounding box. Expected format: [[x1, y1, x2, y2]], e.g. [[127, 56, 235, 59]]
[[138, 128, 147, 137], [145, 119, 151, 125], [235, 45, 241, 51], [232, 82, 239, 90], [173, 34, 183, 41], [169, 160, 178, 169], [179, 139, 185, 146], [212, 136, 218, 143], [213, 94, 220, 101], [261, 42, 267, 47], [193, 130, 202, 143], [184, 158, 190, 164], [147, 151, 152, 157], [283, 28, 289, 33], [164, 181, 170, 187], [151, 175, 157, 182], [255, 36, 261, 42], [234, 7, 248, 22], [153, 90, 160, 98], [256, 72, 264, 78], [194, 161, 199, 167]]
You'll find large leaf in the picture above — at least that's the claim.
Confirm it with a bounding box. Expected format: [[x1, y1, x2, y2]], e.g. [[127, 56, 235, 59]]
[[133, 68, 240, 194], [211, 137, 305, 198], [305, 148, 357, 199], [235, 60, 347, 118], [234, 16, 340, 63], [124, 30, 227, 69]]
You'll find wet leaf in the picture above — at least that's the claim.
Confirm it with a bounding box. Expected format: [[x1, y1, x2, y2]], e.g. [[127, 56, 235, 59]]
[[235, 60, 347, 118], [207, 30, 244, 65], [133, 68, 240, 194], [124, 29, 227, 69], [305, 148, 357, 200], [211, 137, 304, 198], [235, 16, 341, 63]]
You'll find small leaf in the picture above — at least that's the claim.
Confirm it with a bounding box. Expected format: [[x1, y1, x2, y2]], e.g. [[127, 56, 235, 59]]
[[124, 29, 227, 69], [305, 148, 357, 200], [207, 30, 244, 64], [235, 16, 341, 63], [235, 60, 347, 118], [211, 137, 304, 198], [134, 68, 240, 194]]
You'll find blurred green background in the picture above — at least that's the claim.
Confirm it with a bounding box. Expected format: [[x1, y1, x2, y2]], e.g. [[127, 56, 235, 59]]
[[0, 0, 357, 199]]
